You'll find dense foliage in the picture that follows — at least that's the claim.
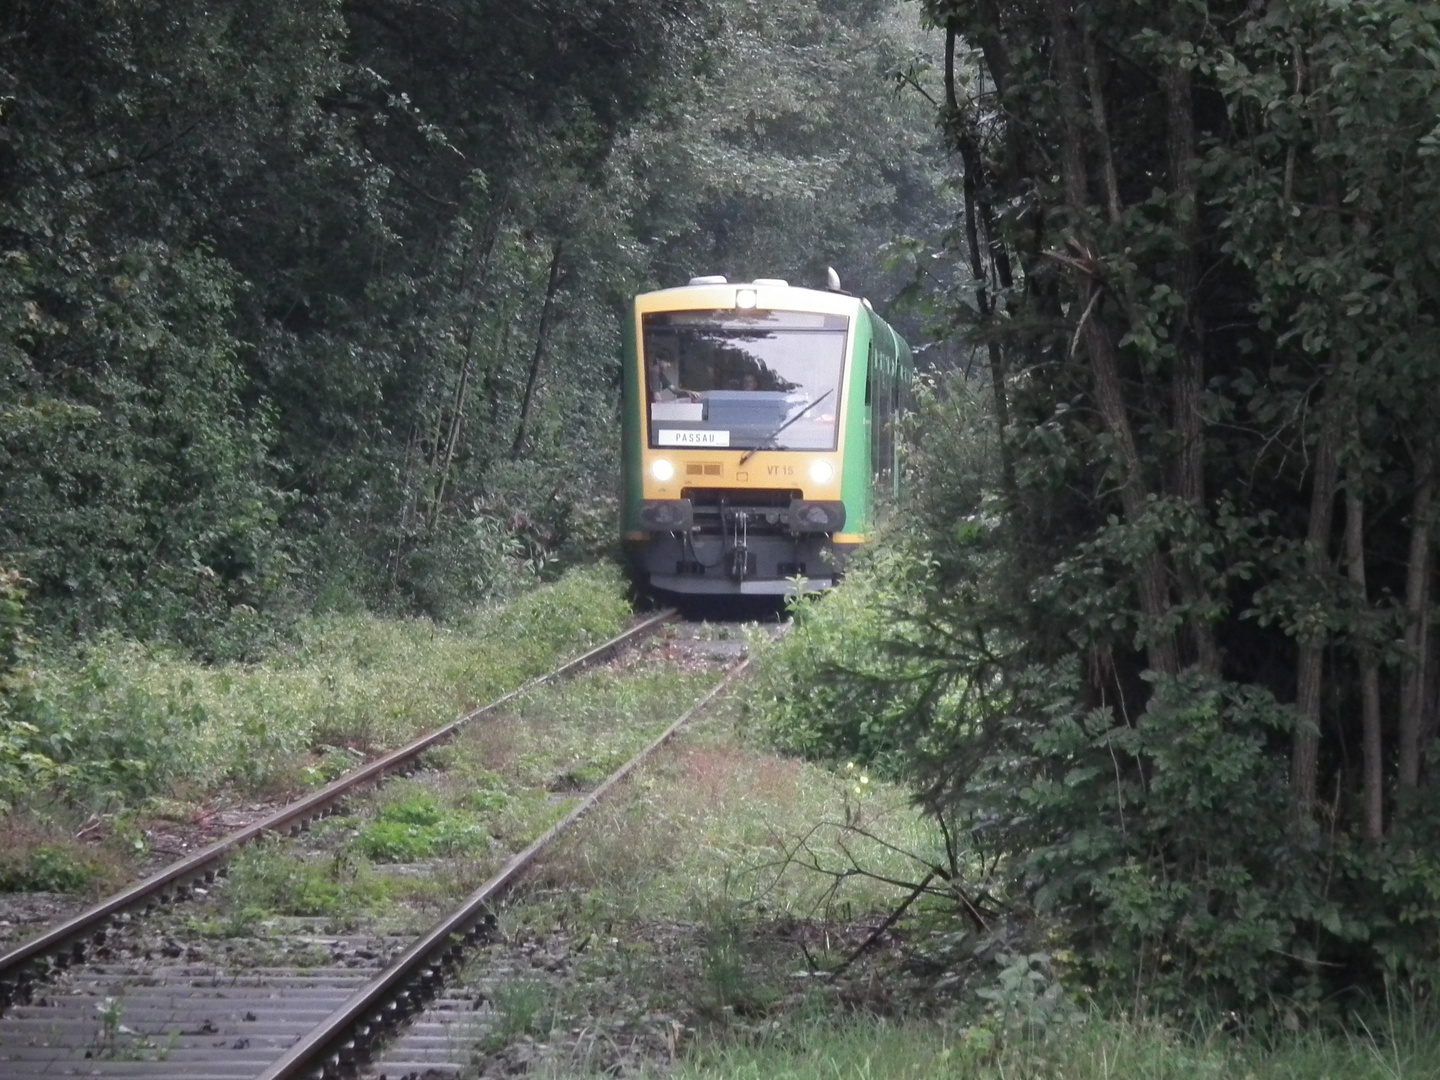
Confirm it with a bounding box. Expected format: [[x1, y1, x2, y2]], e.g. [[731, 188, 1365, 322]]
[[1, 0, 945, 651], [757, 0, 1440, 1012], [0, 565, 631, 814]]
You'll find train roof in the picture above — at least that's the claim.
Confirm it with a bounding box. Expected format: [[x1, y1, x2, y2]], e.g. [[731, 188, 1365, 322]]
[[635, 276, 878, 318]]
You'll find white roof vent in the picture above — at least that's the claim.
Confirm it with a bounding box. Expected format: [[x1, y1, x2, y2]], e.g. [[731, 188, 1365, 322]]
[[688, 275, 728, 286], [751, 278, 788, 287]]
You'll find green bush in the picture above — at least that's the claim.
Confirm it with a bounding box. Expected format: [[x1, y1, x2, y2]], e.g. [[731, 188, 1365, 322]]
[[222, 842, 395, 923], [460, 766, 511, 814], [1016, 670, 1347, 1005], [1346, 809, 1440, 983], [1, 569, 53, 811], [9, 644, 208, 810], [393, 512, 529, 622], [745, 529, 1440, 1008], [0, 844, 98, 892], [760, 556, 1440, 1009], [475, 563, 632, 667], [2, 246, 289, 661], [2, 573, 205, 811], [352, 793, 488, 862], [745, 547, 930, 771]]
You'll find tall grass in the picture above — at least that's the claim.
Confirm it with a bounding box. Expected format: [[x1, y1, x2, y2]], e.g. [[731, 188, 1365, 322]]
[[527, 705, 940, 926], [663, 1003, 1440, 1080], [4, 566, 631, 813]]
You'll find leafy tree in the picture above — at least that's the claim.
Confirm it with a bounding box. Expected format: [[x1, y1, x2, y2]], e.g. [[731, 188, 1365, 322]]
[[1, 0, 718, 630], [0, 0, 322, 651], [620, 0, 951, 302], [3, 0, 947, 637], [789, 0, 1440, 1006]]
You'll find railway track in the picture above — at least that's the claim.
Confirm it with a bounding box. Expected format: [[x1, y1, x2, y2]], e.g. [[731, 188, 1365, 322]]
[[0, 612, 761, 1079]]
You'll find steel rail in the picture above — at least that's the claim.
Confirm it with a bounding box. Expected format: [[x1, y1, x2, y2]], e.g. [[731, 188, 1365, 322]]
[[257, 653, 754, 1080], [0, 609, 677, 990]]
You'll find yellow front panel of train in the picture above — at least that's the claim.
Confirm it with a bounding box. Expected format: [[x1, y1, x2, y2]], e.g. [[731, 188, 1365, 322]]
[[639, 448, 842, 503]]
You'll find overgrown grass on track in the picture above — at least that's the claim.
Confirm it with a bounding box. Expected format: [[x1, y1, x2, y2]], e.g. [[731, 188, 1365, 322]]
[[194, 650, 725, 937], [485, 650, 1440, 1080], [0, 566, 632, 889], [529, 705, 937, 926]]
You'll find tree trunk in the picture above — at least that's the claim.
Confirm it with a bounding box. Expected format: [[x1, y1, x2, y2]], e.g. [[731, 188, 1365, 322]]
[[510, 241, 564, 461], [1344, 484, 1385, 840], [1292, 412, 1339, 820], [1082, 22, 1121, 227], [484, 312, 512, 434], [1160, 60, 1220, 676], [1425, 615, 1440, 786], [1048, 0, 1178, 677], [428, 352, 474, 528], [1399, 452, 1434, 792], [945, 25, 1015, 500], [433, 208, 510, 506]]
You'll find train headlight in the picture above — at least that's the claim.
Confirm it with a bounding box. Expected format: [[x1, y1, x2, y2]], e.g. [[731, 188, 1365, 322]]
[[735, 288, 758, 309], [650, 458, 676, 482], [809, 459, 835, 484]]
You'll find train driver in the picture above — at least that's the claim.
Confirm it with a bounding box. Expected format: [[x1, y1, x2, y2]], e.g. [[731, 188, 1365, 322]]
[[652, 357, 701, 402]]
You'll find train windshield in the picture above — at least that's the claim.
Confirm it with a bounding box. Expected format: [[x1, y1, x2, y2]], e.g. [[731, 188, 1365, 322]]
[[642, 310, 849, 452]]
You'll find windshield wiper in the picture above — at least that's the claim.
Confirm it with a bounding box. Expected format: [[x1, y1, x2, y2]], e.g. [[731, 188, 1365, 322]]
[[738, 388, 833, 465]]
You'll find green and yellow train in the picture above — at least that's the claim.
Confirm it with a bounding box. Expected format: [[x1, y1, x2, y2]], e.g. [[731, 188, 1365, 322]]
[[621, 274, 912, 598]]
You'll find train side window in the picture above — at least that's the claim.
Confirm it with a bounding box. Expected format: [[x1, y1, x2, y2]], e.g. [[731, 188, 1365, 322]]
[[865, 344, 874, 407], [871, 350, 892, 482]]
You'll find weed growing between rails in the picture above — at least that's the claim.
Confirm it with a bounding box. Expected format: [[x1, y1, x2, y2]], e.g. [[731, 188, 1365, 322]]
[[461, 693, 964, 1078], [88, 994, 182, 1063], [0, 566, 631, 892], [132, 641, 725, 955]]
